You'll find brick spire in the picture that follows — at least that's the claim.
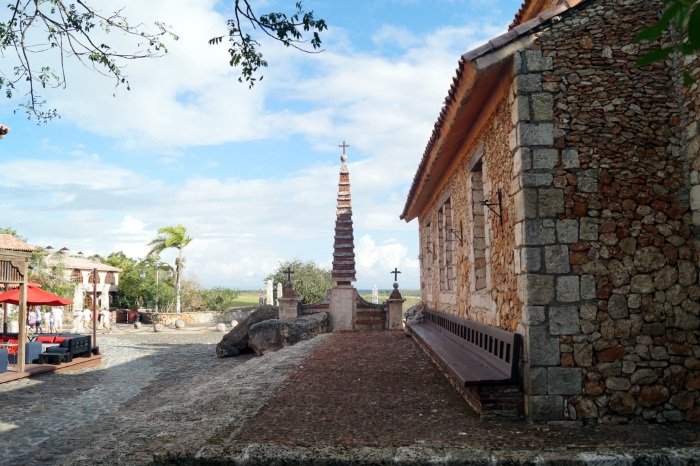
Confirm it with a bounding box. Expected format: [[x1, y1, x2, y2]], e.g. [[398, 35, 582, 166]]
[[332, 149, 356, 285]]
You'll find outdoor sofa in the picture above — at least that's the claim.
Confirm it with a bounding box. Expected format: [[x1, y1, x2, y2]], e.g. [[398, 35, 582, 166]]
[[0, 333, 93, 366], [1, 334, 43, 365], [0, 348, 7, 372], [37, 334, 92, 364]]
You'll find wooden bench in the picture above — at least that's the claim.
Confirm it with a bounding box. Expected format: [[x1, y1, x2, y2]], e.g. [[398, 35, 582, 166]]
[[406, 308, 523, 418], [39, 351, 71, 365]]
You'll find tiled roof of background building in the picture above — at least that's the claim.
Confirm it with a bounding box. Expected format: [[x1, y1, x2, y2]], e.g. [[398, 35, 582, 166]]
[[47, 255, 121, 272], [0, 234, 34, 252]]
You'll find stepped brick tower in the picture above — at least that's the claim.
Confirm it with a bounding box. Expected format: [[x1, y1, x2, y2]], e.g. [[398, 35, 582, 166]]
[[331, 146, 356, 285], [328, 142, 357, 331], [306, 140, 403, 332]]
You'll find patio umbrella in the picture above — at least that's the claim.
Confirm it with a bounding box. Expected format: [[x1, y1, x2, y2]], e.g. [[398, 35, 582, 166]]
[[0, 285, 72, 306]]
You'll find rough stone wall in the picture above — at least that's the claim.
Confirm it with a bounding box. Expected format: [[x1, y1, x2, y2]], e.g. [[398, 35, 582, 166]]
[[484, 102, 523, 332], [517, 0, 700, 423], [139, 311, 248, 325], [418, 100, 521, 332], [685, 46, 700, 267]]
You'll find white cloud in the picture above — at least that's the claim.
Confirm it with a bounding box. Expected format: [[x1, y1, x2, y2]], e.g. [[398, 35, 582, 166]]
[[355, 234, 419, 286], [2, 1, 507, 290], [118, 216, 148, 236]]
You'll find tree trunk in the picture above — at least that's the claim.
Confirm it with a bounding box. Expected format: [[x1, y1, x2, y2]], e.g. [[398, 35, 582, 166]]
[[176, 249, 182, 313]]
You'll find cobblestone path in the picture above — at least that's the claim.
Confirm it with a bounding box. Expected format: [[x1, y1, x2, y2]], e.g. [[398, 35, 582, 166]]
[[1, 329, 699, 466], [0, 329, 330, 465]]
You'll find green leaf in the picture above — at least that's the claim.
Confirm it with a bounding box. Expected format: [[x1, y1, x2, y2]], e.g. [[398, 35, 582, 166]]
[[634, 46, 672, 67], [684, 71, 696, 85], [635, 22, 666, 43], [658, 0, 685, 28], [680, 41, 698, 55], [688, 4, 700, 48]]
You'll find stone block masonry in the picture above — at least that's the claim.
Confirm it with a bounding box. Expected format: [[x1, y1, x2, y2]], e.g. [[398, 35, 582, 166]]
[[403, 0, 699, 425], [512, 0, 700, 423]]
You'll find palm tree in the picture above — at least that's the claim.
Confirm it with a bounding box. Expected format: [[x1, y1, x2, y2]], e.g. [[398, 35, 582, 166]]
[[147, 224, 192, 313]]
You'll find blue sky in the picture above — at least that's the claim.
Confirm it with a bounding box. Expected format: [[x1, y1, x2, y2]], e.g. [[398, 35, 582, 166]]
[[0, 0, 518, 290]]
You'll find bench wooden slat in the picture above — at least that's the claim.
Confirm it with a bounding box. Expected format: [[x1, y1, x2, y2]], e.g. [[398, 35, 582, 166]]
[[410, 321, 511, 386], [424, 309, 520, 379]]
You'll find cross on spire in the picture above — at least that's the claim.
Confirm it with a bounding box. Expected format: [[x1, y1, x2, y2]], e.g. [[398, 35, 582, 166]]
[[390, 267, 401, 282], [338, 140, 350, 155], [284, 267, 294, 285]]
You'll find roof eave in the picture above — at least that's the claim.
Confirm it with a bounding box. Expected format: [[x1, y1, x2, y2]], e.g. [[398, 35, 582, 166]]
[[401, 0, 588, 222], [400, 34, 537, 222]]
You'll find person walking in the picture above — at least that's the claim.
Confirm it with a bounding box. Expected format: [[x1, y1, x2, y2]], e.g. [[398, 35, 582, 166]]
[[100, 308, 112, 334], [51, 306, 64, 332], [27, 308, 36, 334], [83, 308, 92, 333], [34, 308, 43, 333], [44, 309, 53, 333], [73, 308, 83, 332]]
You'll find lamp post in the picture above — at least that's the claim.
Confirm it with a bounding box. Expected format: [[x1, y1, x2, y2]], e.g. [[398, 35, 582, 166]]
[[91, 268, 98, 349], [140, 261, 173, 313]]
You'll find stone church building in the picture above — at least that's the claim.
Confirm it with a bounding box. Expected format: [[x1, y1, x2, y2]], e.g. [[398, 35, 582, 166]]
[[401, 0, 700, 422]]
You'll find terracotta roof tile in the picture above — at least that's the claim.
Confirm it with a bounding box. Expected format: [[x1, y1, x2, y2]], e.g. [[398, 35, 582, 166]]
[[489, 29, 519, 49], [0, 234, 34, 252], [462, 42, 494, 62], [513, 14, 546, 35], [511, 0, 536, 30], [401, 0, 592, 221], [47, 255, 121, 272], [510, 0, 576, 30], [538, 2, 570, 22]]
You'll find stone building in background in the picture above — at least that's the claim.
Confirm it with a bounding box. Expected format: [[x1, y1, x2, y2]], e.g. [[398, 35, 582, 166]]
[[47, 253, 121, 310], [401, 0, 700, 423]]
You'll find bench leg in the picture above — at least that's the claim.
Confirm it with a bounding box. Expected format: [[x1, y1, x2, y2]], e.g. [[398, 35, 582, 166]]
[[40, 354, 60, 365]]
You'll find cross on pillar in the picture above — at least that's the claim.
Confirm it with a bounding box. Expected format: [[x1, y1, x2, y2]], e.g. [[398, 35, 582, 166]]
[[338, 140, 350, 155], [284, 267, 294, 285], [390, 267, 401, 282]]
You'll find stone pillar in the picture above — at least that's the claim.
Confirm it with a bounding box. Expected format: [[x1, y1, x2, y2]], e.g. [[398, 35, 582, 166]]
[[278, 297, 299, 319], [329, 284, 355, 331], [266, 280, 274, 305], [511, 48, 587, 421], [73, 283, 84, 309], [276, 282, 283, 307], [278, 284, 300, 320], [386, 283, 405, 330], [101, 283, 110, 308]]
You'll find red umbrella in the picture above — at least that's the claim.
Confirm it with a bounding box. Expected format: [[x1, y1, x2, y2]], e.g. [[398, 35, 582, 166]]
[[0, 285, 72, 306]]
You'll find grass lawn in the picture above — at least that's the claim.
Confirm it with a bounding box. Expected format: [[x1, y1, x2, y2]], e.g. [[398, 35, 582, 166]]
[[359, 289, 422, 309], [230, 291, 262, 310], [234, 289, 422, 311]]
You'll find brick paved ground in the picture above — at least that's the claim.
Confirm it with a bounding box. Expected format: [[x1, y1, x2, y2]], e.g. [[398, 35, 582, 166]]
[[235, 331, 479, 447], [1, 326, 699, 465], [231, 331, 700, 452]]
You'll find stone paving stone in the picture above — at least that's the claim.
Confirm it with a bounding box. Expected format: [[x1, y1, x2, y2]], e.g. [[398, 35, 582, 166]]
[[0, 326, 328, 465], [0, 327, 698, 466]]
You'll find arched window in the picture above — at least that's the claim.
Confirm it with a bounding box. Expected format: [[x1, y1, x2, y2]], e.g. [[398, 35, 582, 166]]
[[70, 269, 82, 283], [88, 271, 100, 284], [105, 272, 116, 284]]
